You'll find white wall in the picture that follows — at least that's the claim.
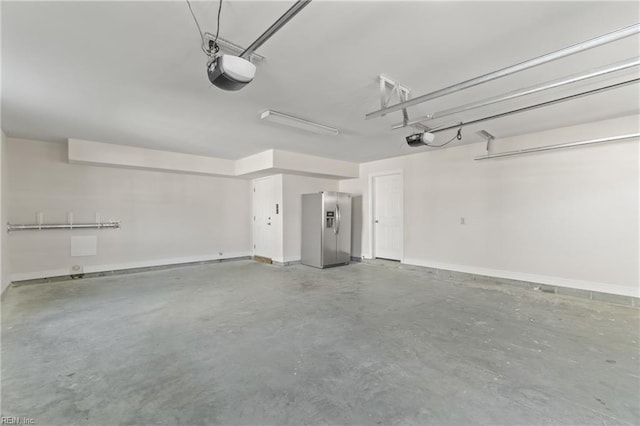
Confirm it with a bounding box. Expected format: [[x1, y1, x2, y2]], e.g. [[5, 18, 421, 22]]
[[238, 150, 275, 176], [1, 130, 10, 293], [6, 138, 251, 281], [340, 115, 640, 297], [273, 150, 358, 179], [282, 175, 339, 263], [67, 141, 359, 180], [69, 139, 236, 176]]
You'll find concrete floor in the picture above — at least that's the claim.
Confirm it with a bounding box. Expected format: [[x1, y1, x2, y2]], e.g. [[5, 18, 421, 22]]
[[1, 261, 638, 425]]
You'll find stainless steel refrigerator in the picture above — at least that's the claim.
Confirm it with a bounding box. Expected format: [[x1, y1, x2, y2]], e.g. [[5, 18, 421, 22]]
[[301, 191, 352, 268]]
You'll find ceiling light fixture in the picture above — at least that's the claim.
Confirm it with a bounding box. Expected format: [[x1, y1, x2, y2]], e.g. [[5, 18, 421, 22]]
[[260, 110, 339, 136]]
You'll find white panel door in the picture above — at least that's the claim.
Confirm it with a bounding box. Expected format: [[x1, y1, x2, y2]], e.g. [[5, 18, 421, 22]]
[[373, 173, 403, 260], [253, 176, 275, 259]]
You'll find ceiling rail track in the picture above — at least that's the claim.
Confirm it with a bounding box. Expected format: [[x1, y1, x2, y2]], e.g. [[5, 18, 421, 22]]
[[391, 57, 640, 130], [474, 133, 640, 160], [428, 78, 639, 134], [241, 0, 312, 59], [365, 23, 640, 120]]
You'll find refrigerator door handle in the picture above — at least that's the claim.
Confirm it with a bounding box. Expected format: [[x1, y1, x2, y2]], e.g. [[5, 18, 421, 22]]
[[335, 204, 340, 235]]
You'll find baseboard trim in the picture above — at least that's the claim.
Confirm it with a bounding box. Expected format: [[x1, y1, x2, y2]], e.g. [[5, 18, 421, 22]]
[[1, 282, 11, 301], [253, 255, 273, 265], [272, 260, 301, 266], [399, 258, 638, 307], [10, 253, 252, 285]]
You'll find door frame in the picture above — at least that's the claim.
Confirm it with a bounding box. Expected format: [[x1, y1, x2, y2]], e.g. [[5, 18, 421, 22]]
[[368, 169, 404, 262], [252, 175, 275, 259]]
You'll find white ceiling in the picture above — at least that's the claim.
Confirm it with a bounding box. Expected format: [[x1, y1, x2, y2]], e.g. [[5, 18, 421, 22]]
[[2, 1, 639, 162]]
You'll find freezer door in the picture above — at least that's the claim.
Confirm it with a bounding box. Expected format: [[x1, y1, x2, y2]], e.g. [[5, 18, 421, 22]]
[[301, 193, 323, 268], [336, 192, 352, 264], [322, 192, 338, 266]]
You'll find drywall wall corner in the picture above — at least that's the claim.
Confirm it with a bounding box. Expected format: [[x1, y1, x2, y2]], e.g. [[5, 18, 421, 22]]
[[1, 130, 11, 295]]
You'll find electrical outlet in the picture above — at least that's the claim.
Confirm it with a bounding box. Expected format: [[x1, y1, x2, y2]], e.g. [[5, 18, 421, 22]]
[[70, 264, 84, 279]]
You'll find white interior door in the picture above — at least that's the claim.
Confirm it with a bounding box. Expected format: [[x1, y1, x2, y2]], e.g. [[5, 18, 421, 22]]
[[253, 177, 275, 259], [373, 173, 403, 260]]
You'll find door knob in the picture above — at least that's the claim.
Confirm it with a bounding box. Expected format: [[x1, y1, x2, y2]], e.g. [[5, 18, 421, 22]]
[[375, 219, 379, 223]]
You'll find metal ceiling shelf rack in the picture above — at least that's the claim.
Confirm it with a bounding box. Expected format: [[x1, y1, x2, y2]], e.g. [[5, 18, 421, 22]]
[[427, 77, 638, 134], [474, 133, 639, 160], [391, 57, 640, 130], [366, 23, 640, 121]]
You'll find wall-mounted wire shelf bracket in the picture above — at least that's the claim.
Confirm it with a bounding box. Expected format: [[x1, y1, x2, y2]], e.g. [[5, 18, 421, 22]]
[[7, 222, 121, 232]]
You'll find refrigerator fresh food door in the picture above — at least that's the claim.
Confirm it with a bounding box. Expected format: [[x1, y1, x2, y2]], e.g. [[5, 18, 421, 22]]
[[322, 191, 338, 266], [301, 193, 323, 268], [336, 192, 352, 264]]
